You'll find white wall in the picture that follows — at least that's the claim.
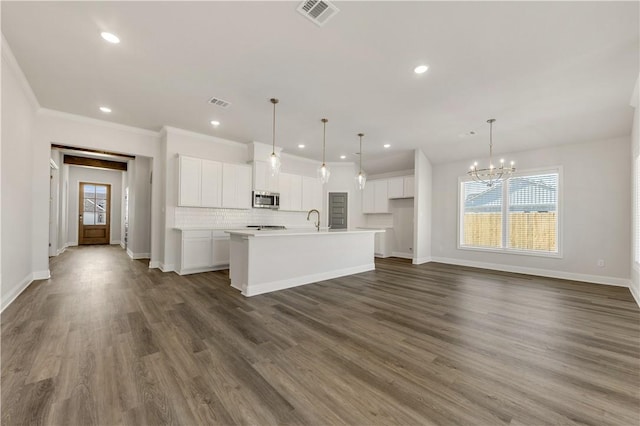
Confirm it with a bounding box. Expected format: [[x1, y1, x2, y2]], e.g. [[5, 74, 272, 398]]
[[413, 149, 433, 264], [67, 166, 123, 245], [431, 137, 631, 285], [1, 38, 39, 311], [130, 157, 152, 258], [630, 76, 639, 305]]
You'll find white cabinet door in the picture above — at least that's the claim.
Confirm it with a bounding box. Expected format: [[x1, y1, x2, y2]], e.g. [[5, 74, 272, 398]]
[[362, 182, 375, 213], [183, 236, 213, 269], [279, 173, 292, 211], [290, 175, 303, 211], [211, 232, 230, 266], [374, 180, 389, 213], [222, 163, 252, 209], [179, 156, 202, 207], [221, 163, 236, 208], [387, 177, 404, 199], [403, 176, 415, 198], [302, 177, 322, 211], [236, 165, 252, 209], [201, 159, 222, 207], [253, 160, 279, 192]]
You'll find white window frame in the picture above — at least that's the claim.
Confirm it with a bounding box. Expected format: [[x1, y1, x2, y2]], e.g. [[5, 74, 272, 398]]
[[457, 166, 563, 259]]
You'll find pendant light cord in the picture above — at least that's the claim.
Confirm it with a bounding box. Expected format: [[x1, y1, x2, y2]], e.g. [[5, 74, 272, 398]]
[[321, 118, 328, 166], [358, 133, 364, 173], [271, 98, 279, 155]]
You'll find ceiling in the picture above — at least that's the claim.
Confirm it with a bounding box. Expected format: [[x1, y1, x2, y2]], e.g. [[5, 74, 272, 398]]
[[3, 1, 638, 174]]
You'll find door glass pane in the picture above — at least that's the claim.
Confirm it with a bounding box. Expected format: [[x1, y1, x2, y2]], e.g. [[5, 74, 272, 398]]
[[82, 184, 108, 225]]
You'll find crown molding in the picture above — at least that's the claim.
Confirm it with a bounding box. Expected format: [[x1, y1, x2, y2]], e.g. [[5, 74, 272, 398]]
[[2, 34, 40, 110], [37, 108, 160, 138], [162, 125, 247, 148]]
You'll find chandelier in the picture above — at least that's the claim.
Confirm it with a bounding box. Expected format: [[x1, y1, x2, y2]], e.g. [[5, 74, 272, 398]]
[[468, 119, 515, 187]]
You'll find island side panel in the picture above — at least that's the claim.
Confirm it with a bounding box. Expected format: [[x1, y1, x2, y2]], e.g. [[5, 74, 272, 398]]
[[229, 233, 249, 293], [242, 232, 375, 296]]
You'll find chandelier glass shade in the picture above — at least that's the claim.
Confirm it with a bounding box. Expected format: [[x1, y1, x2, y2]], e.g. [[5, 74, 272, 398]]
[[269, 98, 281, 176], [468, 119, 515, 187], [317, 118, 331, 184], [355, 133, 367, 190]]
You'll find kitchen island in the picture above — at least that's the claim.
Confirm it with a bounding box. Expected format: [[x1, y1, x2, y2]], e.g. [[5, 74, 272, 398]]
[[225, 228, 384, 296]]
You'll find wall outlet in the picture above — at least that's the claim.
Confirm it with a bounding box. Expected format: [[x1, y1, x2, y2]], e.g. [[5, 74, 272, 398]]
[[597, 259, 605, 267]]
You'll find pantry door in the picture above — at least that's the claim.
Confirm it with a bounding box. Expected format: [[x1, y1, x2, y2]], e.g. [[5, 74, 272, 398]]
[[78, 182, 111, 245]]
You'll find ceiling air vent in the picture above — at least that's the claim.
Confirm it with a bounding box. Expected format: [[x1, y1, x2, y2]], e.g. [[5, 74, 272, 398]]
[[297, 0, 340, 27], [208, 96, 231, 108]]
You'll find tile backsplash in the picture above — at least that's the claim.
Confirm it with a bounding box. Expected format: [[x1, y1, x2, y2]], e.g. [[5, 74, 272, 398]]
[[175, 207, 312, 229]]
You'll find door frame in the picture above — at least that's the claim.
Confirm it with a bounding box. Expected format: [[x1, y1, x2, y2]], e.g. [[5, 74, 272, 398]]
[[78, 182, 111, 245]]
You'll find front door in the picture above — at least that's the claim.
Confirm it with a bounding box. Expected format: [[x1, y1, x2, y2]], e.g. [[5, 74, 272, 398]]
[[328, 192, 348, 229], [79, 182, 111, 245]]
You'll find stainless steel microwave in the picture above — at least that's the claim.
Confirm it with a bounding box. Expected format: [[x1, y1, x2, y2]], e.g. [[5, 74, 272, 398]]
[[252, 191, 280, 209]]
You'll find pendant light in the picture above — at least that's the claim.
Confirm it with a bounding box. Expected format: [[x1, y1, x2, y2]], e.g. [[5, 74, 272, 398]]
[[317, 118, 331, 184], [269, 98, 281, 176], [355, 133, 367, 190], [468, 119, 515, 187]]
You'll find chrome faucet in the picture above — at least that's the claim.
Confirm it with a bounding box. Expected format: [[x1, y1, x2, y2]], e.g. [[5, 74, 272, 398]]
[[306, 209, 320, 231]]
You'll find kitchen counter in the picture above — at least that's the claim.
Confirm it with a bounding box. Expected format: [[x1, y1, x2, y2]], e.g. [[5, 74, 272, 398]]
[[225, 228, 383, 237], [227, 228, 384, 297]]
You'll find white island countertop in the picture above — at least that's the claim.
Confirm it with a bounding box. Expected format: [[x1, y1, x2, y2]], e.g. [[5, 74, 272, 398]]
[[225, 228, 384, 237]]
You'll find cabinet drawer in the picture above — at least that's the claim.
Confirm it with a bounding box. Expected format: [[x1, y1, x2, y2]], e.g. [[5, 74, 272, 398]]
[[182, 230, 212, 239]]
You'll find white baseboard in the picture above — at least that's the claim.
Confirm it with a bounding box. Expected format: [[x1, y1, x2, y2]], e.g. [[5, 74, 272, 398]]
[[148, 260, 160, 269], [1, 273, 34, 313], [159, 263, 174, 272], [629, 282, 640, 308], [32, 270, 51, 280], [120, 241, 126, 249], [126, 249, 150, 260], [430, 256, 631, 288], [56, 247, 66, 256], [392, 251, 413, 259], [110, 240, 121, 245], [66, 242, 78, 247], [412, 256, 432, 265], [1, 269, 50, 313], [235, 263, 375, 297]]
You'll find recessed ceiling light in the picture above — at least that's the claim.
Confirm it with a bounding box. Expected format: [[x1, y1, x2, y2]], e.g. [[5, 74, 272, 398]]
[[414, 65, 429, 74], [340, 155, 346, 159], [298, 144, 305, 148], [100, 32, 120, 44], [383, 144, 391, 148], [99, 106, 111, 113], [210, 120, 220, 127]]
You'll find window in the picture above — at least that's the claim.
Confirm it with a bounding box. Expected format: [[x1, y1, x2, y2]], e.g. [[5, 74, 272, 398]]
[[460, 169, 560, 256]]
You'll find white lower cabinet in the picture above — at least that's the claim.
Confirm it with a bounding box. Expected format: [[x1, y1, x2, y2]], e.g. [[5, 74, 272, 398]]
[[178, 230, 230, 275]]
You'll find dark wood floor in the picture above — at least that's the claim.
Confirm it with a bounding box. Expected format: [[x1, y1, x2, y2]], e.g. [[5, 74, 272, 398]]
[[1, 245, 638, 425]]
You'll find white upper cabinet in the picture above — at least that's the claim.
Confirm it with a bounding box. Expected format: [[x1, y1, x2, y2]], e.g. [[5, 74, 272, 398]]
[[301, 176, 322, 211], [178, 156, 202, 207], [222, 163, 252, 209], [179, 155, 250, 209], [374, 180, 389, 213], [403, 176, 415, 198], [362, 179, 396, 213], [280, 173, 304, 211], [253, 160, 279, 192], [387, 175, 415, 199], [201, 159, 222, 207], [362, 182, 375, 213]]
